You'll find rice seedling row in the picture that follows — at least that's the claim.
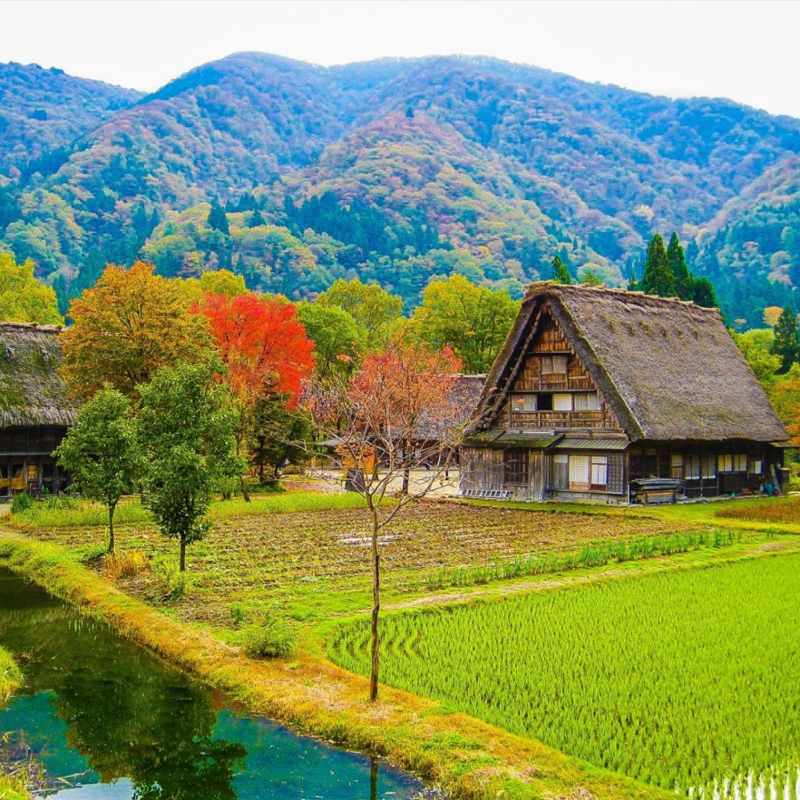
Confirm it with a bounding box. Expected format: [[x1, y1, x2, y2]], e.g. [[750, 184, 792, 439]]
[[329, 553, 800, 796]]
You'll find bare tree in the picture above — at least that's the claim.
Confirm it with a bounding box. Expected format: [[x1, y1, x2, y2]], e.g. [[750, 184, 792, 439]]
[[304, 338, 473, 700]]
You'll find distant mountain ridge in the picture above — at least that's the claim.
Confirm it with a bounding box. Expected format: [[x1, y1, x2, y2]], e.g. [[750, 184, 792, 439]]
[[1, 52, 798, 325]]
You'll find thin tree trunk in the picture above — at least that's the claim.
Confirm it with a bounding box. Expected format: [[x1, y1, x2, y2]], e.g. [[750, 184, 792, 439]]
[[369, 504, 380, 701], [402, 438, 411, 494], [107, 503, 116, 555], [240, 474, 251, 503], [179, 535, 186, 573]]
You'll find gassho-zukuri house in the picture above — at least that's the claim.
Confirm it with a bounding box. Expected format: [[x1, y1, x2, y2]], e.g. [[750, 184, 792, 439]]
[[460, 282, 790, 502], [0, 322, 75, 498]]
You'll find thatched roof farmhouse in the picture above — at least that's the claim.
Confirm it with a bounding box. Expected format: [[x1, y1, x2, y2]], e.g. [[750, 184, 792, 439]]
[[0, 323, 75, 497], [461, 283, 789, 503]]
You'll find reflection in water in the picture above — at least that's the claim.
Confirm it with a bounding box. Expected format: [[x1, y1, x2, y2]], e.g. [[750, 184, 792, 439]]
[[0, 570, 435, 799]]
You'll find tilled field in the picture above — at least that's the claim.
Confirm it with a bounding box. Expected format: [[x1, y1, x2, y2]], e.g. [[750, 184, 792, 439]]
[[29, 500, 692, 625]]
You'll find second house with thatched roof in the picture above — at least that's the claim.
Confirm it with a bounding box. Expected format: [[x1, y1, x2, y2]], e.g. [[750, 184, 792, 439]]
[[0, 322, 76, 499], [461, 283, 790, 503]]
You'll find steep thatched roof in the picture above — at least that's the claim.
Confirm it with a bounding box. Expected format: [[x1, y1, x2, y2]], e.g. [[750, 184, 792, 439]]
[[414, 374, 486, 440], [0, 323, 76, 428], [477, 283, 788, 443]]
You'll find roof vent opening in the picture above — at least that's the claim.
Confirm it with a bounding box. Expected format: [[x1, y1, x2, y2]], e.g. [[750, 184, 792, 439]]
[[3, 344, 15, 361]]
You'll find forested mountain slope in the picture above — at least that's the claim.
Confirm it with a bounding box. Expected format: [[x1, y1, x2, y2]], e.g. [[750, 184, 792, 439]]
[[0, 62, 142, 176], [1, 52, 799, 323]]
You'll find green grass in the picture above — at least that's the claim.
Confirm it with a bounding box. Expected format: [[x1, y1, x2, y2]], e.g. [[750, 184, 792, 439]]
[[0, 644, 21, 702], [5, 491, 367, 530], [330, 553, 800, 795], [423, 529, 737, 590]]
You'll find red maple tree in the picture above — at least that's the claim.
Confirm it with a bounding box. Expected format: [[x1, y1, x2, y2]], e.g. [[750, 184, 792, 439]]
[[197, 292, 315, 405]]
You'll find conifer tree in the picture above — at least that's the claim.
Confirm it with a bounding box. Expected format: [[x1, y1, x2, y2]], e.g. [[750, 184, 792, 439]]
[[640, 234, 676, 297], [771, 307, 800, 373], [627, 268, 638, 291], [248, 208, 266, 228], [667, 232, 693, 300], [692, 277, 718, 309], [551, 255, 573, 285], [207, 201, 229, 235]]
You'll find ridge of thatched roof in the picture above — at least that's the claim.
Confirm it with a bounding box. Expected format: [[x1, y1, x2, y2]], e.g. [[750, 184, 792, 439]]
[[0, 322, 76, 428], [477, 282, 788, 443]]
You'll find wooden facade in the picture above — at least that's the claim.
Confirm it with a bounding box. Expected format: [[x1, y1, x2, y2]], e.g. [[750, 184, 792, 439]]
[[462, 284, 790, 503]]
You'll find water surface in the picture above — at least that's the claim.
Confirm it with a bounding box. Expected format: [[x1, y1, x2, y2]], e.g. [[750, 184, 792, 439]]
[[0, 569, 434, 799]]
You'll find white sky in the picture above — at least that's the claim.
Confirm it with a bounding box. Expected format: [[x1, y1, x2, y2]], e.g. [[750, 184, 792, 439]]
[[1, 0, 799, 118]]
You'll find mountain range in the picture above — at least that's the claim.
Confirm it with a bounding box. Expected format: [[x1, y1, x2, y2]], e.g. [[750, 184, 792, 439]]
[[1, 51, 800, 326]]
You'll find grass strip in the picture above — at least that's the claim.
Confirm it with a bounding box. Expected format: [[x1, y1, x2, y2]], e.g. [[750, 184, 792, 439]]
[[0, 532, 667, 800]]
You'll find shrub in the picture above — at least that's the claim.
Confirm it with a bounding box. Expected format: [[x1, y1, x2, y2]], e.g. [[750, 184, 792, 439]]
[[240, 616, 297, 659], [10, 493, 33, 514], [152, 556, 190, 599]]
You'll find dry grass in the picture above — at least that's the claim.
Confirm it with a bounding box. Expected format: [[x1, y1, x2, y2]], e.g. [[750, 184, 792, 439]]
[[715, 496, 800, 524], [103, 550, 149, 580]]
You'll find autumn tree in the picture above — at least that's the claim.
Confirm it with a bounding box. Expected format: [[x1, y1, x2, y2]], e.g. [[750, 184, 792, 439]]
[[196, 293, 315, 497], [667, 232, 693, 300], [771, 307, 800, 373], [61, 262, 212, 401], [316, 278, 402, 350], [305, 338, 468, 700], [137, 362, 241, 572], [641, 234, 676, 298], [410, 274, 519, 374], [183, 269, 250, 300], [54, 389, 139, 554], [0, 253, 63, 325], [551, 255, 573, 285]]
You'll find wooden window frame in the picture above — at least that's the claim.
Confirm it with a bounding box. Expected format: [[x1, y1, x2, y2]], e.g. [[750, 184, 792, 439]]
[[503, 449, 529, 487]]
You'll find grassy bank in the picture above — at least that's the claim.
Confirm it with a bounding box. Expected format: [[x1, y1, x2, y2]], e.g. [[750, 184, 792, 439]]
[[5, 490, 366, 530], [0, 532, 668, 800], [0, 646, 21, 703], [0, 776, 30, 800]]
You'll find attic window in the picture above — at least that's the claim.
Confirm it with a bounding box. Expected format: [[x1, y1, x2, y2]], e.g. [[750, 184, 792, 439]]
[[39, 346, 50, 361], [541, 355, 568, 374], [3, 345, 15, 361]]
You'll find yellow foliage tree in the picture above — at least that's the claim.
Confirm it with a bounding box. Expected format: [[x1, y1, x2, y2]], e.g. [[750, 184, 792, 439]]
[[763, 306, 783, 328], [0, 252, 63, 325], [61, 261, 213, 401]]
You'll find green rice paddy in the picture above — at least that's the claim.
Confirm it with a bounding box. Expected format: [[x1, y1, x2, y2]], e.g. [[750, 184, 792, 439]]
[[330, 553, 800, 795]]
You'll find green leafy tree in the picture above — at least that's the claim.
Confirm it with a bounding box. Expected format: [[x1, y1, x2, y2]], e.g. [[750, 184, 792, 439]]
[[296, 301, 366, 378], [551, 255, 573, 285], [316, 278, 402, 350], [640, 234, 676, 297], [0, 252, 63, 325], [207, 202, 229, 235], [579, 268, 603, 286], [251, 393, 312, 486], [54, 389, 139, 554], [734, 329, 781, 386], [771, 307, 800, 373], [692, 277, 718, 309], [410, 274, 519, 373], [137, 362, 241, 572], [666, 232, 693, 300], [627, 268, 639, 291]]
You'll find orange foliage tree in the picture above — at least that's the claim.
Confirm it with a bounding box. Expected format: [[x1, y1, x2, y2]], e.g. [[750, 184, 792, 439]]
[[304, 337, 470, 700], [196, 292, 315, 497], [61, 261, 212, 401]]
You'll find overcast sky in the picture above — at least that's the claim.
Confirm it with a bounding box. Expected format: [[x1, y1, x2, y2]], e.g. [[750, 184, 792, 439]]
[[2, 0, 799, 118]]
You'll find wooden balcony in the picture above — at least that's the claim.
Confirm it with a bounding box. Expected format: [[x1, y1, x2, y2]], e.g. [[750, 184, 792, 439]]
[[508, 410, 606, 429]]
